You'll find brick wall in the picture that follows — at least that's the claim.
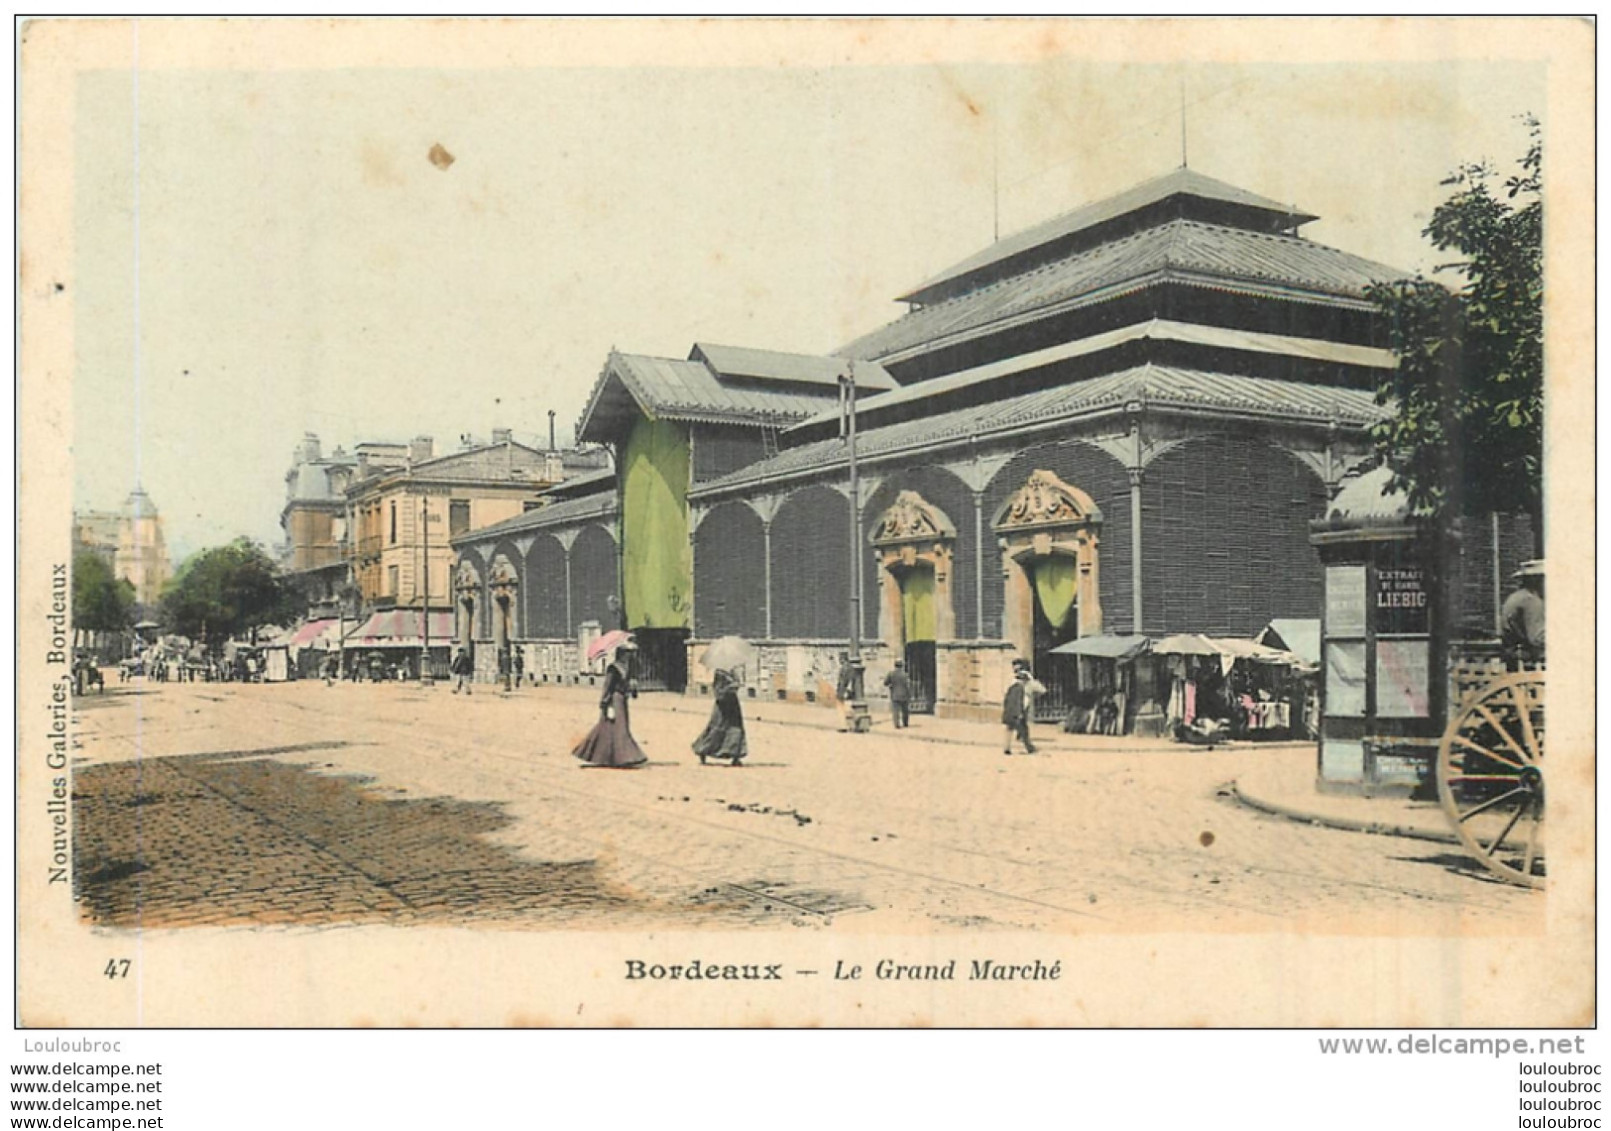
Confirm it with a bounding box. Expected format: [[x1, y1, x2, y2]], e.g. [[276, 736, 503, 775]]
[[693, 425, 770, 484], [570, 524, 619, 632], [693, 501, 767, 638], [860, 464, 978, 640], [980, 441, 1133, 636], [524, 534, 568, 638], [1448, 512, 1537, 637], [1141, 436, 1328, 636], [770, 486, 851, 639]]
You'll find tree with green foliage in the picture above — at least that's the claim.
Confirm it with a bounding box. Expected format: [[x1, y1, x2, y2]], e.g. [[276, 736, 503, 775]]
[[72, 551, 137, 636], [1366, 117, 1543, 544], [159, 537, 296, 647]]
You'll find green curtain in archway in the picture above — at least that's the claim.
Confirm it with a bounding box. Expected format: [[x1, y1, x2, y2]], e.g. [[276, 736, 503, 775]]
[[1033, 556, 1077, 631], [901, 567, 935, 642], [621, 415, 692, 629]]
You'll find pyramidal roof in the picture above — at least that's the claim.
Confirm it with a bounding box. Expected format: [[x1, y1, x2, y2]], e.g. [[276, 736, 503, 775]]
[[900, 167, 1319, 305]]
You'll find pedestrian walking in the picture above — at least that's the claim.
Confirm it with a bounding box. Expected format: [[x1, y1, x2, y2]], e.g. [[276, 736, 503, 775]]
[[512, 646, 525, 689], [693, 668, 748, 766], [1002, 661, 1039, 756], [884, 660, 911, 729], [573, 641, 647, 768], [323, 652, 339, 686], [450, 646, 474, 694]]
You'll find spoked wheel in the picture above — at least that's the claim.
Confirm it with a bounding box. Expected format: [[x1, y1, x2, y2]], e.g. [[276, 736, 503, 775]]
[[1436, 672, 1545, 889]]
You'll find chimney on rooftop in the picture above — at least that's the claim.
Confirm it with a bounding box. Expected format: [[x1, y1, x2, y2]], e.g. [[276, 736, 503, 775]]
[[548, 410, 557, 452], [410, 436, 434, 464], [491, 428, 513, 446]]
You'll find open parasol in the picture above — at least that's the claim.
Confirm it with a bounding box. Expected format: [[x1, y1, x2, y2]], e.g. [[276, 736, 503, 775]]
[[586, 629, 634, 661], [700, 635, 757, 673]]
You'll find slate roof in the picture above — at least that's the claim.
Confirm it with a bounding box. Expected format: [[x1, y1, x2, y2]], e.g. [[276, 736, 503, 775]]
[[691, 364, 1385, 498], [840, 219, 1406, 364], [398, 440, 554, 484], [797, 318, 1396, 433], [899, 168, 1321, 303], [1311, 464, 1414, 539], [578, 348, 893, 443], [692, 342, 896, 391], [451, 491, 618, 547]]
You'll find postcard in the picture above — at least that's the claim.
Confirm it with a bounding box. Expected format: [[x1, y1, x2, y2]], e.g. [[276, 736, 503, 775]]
[[17, 17, 1594, 1028]]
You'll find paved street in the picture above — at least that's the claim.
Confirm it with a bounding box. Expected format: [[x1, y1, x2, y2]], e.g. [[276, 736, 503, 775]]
[[69, 678, 1541, 934]]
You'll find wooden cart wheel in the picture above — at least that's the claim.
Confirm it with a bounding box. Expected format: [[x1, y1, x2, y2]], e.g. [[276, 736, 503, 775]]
[[1436, 672, 1545, 889]]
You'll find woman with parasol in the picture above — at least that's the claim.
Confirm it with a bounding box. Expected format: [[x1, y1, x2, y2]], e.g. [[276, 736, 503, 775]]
[[692, 636, 755, 766], [572, 631, 647, 768]]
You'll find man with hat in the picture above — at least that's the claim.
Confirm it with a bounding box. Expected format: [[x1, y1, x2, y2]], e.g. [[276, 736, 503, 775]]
[[1501, 559, 1545, 665], [883, 659, 912, 729], [1001, 658, 1042, 756]]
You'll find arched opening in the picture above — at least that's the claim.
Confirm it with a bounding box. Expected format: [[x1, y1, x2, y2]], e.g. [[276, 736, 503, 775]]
[[871, 490, 956, 714], [994, 469, 1103, 720]]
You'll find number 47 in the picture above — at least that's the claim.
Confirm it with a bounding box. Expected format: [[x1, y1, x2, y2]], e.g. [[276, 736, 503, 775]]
[[104, 959, 131, 979]]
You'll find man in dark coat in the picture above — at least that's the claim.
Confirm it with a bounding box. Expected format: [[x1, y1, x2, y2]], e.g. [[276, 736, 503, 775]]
[[884, 660, 912, 729], [1001, 661, 1038, 755], [451, 646, 474, 694]]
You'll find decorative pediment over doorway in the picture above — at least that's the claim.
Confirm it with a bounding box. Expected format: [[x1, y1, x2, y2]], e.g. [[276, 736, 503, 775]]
[[871, 490, 957, 547], [994, 469, 1104, 649], [870, 490, 957, 647], [993, 469, 1103, 533]]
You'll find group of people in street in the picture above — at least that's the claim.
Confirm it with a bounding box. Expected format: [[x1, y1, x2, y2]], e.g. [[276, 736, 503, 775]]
[[569, 638, 1055, 771]]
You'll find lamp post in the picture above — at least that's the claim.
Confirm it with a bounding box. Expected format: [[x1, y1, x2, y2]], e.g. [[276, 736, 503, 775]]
[[839, 363, 872, 733]]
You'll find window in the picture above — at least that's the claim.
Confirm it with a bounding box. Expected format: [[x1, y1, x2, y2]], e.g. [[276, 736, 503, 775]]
[[390, 501, 398, 544], [450, 499, 471, 537], [387, 565, 399, 599]]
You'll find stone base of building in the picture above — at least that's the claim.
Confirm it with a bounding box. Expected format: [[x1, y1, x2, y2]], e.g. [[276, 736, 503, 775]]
[[682, 636, 1029, 717]]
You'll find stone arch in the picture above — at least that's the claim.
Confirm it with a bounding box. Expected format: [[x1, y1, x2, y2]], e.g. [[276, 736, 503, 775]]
[[870, 490, 958, 650], [770, 485, 850, 639], [524, 533, 568, 638], [693, 501, 766, 639], [860, 463, 976, 640], [982, 440, 1131, 638], [1141, 435, 1329, 636], [992, 468, 1105, 660]]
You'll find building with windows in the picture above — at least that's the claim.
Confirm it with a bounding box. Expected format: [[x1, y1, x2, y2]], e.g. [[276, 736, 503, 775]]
[[452, 167, 1534, 721], [74, 487, 171, 609]]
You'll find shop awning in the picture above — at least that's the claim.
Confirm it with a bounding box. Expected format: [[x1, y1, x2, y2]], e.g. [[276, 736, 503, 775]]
[[288, 618, 339, 648], [1152, 633, 1222, 656], [347, 610, 456, 648], [1050, 634, 1152, 660], [1257, 619, 1321, 667]]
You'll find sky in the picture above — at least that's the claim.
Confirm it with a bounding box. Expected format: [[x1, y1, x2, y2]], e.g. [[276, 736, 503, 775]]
[[68, 26, 1547, 563]]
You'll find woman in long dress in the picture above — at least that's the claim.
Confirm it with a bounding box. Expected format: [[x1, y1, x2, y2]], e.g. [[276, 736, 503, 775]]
[[572, 645, 647, 768], [692, 668, 747, 766]]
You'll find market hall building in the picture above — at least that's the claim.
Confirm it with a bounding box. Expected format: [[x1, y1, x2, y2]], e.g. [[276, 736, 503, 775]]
[[456, 168, 1416, 720]]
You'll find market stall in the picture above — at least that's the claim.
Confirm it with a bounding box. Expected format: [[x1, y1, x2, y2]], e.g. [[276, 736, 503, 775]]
[[1050, 634, 1152, 735]]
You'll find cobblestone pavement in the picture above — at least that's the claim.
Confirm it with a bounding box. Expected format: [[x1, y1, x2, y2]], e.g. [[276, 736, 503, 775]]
[[69, 679, 1542, 933]]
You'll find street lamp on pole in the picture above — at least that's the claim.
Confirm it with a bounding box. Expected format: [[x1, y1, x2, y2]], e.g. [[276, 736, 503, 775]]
[[840, 363, 871, 733]]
